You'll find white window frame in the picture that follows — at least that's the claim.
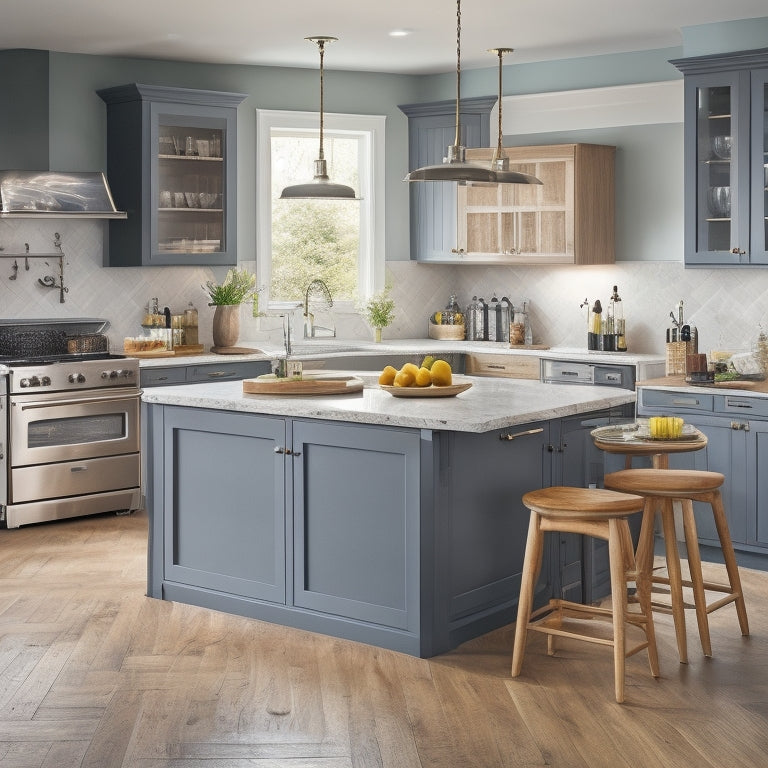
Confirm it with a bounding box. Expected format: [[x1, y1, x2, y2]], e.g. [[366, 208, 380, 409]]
[[256, 109, 386, 310]]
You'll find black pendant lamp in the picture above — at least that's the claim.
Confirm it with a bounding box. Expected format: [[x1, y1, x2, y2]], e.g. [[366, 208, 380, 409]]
[[404, 0, 541, 186], [280, 36, 358, 200]]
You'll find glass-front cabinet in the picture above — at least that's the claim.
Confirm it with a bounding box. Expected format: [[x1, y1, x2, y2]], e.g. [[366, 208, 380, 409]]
[[98, 84, 246, 267], [673, 51, 768, 266]]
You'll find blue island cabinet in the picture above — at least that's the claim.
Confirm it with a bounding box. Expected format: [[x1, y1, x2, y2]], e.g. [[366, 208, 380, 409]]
[[145, 402, 562, 657]]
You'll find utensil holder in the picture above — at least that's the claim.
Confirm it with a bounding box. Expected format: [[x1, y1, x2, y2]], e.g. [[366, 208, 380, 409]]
[[666, 340, 697, 375]]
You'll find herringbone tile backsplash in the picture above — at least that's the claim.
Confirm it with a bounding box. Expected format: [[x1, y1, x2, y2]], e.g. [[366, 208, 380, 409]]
[[1, 219, 766, 356]]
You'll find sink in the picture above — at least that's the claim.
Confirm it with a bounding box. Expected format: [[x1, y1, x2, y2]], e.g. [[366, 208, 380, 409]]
[[288, 342, 369, 356]]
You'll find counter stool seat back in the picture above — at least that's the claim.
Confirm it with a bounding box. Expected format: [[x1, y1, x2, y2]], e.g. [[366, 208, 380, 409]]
[[511, 486, 659, 704]]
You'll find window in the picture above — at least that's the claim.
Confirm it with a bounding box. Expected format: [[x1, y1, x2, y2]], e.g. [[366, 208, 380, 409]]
[[256, 109, 385, 309]]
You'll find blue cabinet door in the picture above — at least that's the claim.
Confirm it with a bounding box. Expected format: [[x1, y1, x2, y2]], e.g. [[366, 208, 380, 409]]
[[399, 97, 494, 261], [161, 407, 287, 602], [292, 420, 421, 633]]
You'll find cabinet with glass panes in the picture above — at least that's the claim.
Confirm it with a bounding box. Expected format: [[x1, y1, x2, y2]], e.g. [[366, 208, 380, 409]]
[[98, 84, 246, 266], [672, 50, 768, 265]]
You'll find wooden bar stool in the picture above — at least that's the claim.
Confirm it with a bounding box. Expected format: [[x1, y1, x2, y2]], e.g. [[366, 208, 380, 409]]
[[511, 486, 659, 704], [604, 469, 749, 663]]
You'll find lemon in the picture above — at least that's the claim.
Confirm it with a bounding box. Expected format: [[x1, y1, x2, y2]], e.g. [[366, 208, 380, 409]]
[[430, 359, 452, 386], [433, 311, 442, 324], [378, 365, 397, 386], [421, 355, 436, 370], [401, 362, 419, 378], [394, 369, 416, 387], [415, 367, 432, 387]]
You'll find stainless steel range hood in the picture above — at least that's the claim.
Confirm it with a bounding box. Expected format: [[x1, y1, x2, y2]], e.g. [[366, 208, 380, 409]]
[[0, 171, 127, 219]]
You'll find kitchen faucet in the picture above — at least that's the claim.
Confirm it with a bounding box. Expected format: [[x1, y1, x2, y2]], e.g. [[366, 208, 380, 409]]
[[303, 278, 336, 338]]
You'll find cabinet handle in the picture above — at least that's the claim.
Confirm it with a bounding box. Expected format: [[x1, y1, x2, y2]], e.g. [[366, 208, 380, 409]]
[[450, 248, 465, 254], [730, 422, 750, 431], [205, 370, 232, 378], [274, 446, 285, 454], [731, 248, 746, 255], [671, 397, 700, 406], [499, 427, 544, 441], [487, 364, 506, 370]]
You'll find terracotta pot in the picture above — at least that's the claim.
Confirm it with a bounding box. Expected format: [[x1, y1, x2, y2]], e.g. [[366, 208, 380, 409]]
[[212, 304, 240, 348]]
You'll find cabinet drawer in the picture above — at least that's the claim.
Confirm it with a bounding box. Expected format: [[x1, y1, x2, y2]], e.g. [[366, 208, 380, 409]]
[[718, 394, 768, 419], [186, 361, 268, 382], [466, 353, 539, 379], [140, 367, 187, 387], [638, 388, 714, 413]]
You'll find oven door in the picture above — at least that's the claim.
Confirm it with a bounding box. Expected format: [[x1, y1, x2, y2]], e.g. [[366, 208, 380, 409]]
[[10, 387, 140, 467]]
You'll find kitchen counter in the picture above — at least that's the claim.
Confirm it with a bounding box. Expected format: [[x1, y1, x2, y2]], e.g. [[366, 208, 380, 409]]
[[638, 374, 768, 398], [137, 338, 663, 371], [141, 373, 636, 432]]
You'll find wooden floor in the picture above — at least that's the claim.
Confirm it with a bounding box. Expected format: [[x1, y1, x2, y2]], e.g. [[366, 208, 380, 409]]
[[1, 510, 766, 767]]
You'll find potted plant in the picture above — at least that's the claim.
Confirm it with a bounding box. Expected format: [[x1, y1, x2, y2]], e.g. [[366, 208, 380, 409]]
[[203, 268, 257, 348], [362, 287, 396, 343]]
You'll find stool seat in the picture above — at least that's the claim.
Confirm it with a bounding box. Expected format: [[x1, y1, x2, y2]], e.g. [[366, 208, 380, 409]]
[[605, 468, 749, 663], [522, 486, 648, 518], [512, 486, 659, 703], [604, 469, 724, 497]]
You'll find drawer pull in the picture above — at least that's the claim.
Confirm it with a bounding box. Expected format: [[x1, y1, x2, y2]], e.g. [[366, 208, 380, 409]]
[[487, 364, 506, 370], [499, 427, 544, 441], [671, 398, 700, 406], [731, 422, 750, 431]]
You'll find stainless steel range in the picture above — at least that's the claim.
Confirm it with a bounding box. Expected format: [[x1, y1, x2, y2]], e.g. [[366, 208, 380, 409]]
[[0, 319, 141, 529]]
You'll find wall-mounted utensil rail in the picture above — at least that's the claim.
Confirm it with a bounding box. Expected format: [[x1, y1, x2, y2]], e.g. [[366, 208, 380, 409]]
[[0, 233, 67, 302]]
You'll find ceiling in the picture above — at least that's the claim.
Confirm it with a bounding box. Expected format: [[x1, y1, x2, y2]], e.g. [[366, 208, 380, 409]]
[[2, 0, 766, 75]]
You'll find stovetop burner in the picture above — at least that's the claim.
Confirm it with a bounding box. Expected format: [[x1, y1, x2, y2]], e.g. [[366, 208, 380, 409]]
[[1, 352, 127, 367]]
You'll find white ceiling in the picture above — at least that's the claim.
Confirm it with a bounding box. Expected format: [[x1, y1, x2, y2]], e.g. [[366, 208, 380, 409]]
[[2, 0, 766, 75]]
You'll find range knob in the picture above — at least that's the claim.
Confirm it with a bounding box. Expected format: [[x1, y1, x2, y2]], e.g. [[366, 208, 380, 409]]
[[68, 373, 86, 384], [41, 376, 51, 386], [121, 369, 134, 378], [109, 370, 119, 379], [29, 376, 41, 387], [19, 378, 30, 388]]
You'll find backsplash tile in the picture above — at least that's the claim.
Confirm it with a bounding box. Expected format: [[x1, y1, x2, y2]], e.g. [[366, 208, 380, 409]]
[[2, 218, 767, 357]]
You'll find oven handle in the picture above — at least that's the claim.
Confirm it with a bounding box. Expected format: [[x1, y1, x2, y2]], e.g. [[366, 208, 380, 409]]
[[14, 390, 141, 410]]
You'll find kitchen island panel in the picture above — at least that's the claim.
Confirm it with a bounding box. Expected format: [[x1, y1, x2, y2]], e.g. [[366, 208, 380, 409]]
[[292, 420, 420, 631], [161, 406, 287, 604]]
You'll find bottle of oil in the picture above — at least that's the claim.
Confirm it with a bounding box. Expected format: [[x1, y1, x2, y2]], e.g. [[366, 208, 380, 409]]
[[588, 299, 602, 350]]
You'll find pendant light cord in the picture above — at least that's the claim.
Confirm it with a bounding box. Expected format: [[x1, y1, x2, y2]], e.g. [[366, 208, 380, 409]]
[[496, 49, 503, 157], [317, 38, 326, 162], [453, 0, 461, 149]]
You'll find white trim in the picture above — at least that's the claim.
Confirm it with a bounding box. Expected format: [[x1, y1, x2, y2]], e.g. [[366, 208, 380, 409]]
[[256, 109, 386, 306], [494, 80, 684, 136]]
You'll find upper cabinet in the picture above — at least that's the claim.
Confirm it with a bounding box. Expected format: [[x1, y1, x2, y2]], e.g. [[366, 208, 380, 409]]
[[97, 84, 246, 267], [399, 97, 494, 262], [456, 144, 615, 265], [672, 49, 768, 266]]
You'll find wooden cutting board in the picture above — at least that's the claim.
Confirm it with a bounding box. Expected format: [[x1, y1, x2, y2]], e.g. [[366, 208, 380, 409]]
[[243, 374, 364, 395], [211, 346, 262, 355]]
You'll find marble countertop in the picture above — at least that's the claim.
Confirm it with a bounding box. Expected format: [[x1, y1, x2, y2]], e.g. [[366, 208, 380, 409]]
[[141, 373, 636, 433], [136, 339, 664, 369]]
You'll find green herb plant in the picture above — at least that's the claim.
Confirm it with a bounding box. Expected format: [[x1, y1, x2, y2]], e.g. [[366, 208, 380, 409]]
[[363, 287, 396, 330], [204, 269, 257, 306]]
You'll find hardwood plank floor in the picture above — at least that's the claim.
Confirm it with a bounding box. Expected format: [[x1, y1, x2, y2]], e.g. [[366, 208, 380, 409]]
[[0, 509, 766, 767]]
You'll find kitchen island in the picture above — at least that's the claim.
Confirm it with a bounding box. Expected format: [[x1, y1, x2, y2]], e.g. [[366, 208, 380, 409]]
[[143, 374, 636, 657]]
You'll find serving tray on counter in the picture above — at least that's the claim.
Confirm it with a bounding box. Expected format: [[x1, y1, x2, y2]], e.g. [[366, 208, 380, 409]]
[[379, 381, 472, 398], [243, 374, 364, 395]]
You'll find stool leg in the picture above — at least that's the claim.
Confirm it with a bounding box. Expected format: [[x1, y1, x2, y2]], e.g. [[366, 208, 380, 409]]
[[710, 490, 750, 636], [511, 511, 544, 677], [660, 498, 689, 664], [681, 499, 713, 657], [608, 519, 627, 704], [627, 510, 660, 678]]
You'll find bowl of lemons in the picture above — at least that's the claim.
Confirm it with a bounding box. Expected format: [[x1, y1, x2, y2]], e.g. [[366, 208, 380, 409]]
[[378, 357, 472, 397]]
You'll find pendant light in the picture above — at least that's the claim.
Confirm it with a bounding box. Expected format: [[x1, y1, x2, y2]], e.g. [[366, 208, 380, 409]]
[[487, 47, 541, 184], [280, 36, 358, 200], [404, 0, 541, 185]]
